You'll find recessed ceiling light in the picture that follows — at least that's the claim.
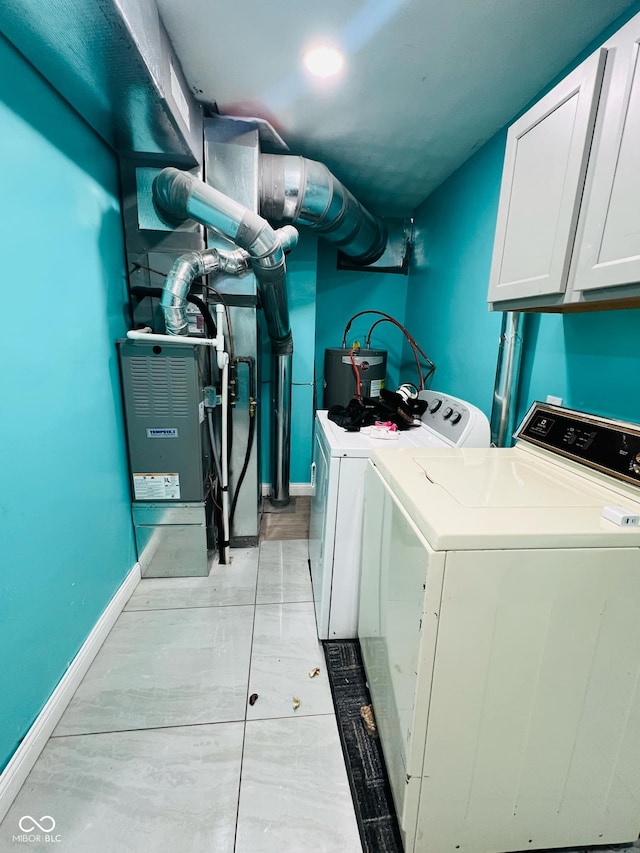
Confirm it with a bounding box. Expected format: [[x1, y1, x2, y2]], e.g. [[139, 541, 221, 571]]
[[303, 46, 344, 78]]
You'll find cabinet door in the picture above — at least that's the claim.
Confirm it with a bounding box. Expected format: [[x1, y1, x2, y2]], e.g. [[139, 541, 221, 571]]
[[574, 31, 640, 292], [488, 50, 605, 305]]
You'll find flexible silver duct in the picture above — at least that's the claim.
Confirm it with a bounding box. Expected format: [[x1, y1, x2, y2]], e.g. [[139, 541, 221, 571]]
[[161, 248, 249, 335], [154, 167, 298, 350], [153, 166, 299, 505], [260, 154, 387, 265], [490, 312, 525, 447]]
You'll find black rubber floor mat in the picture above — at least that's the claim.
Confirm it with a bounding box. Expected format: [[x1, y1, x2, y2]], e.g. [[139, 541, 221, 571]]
[[323, 644, 640, 853], [323, 640, 404, 853]]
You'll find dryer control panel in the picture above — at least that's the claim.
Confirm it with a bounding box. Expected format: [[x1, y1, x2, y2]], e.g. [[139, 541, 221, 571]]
[[417, 390, 472, 444], [517, 403, 640, 487]]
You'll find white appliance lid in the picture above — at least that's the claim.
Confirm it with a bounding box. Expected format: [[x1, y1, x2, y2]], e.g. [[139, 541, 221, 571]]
[[370, 447, 640, 550], [317, 410, 447, 456], [414, 453, 608, 508]]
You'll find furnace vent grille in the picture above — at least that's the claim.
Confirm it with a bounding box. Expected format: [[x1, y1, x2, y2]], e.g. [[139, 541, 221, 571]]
[[128, 355, 190, 418]]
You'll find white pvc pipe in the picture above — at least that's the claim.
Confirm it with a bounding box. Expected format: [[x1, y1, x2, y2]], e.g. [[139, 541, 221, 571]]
[[126, 329, 222, 348]]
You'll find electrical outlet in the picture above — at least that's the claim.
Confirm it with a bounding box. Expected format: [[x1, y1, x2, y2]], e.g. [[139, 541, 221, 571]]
[[546, 395, 563, 407]]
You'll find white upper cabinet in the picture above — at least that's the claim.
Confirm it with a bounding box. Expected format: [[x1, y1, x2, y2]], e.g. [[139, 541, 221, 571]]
[[488, 12, 640, 312], [573, 31, 640, 294], [488, 51, 605, 306]]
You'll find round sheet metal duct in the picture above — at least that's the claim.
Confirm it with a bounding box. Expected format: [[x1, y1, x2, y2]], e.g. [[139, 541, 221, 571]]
[[260, 154, 387, 265]]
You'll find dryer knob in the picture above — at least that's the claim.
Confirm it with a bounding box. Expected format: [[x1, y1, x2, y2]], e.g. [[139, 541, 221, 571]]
[[429, 399, 443, 413], [450, 411, 462, 425], [443, 407, 453, 420]]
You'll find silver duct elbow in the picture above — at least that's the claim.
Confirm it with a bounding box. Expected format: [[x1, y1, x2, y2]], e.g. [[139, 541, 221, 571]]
[[259, 154, 387, 265], [161, 247, 249, 336], [153, 167, 298, 352]]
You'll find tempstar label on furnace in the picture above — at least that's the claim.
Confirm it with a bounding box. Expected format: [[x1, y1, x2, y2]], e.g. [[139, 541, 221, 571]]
[[133, 473, 181, 500]]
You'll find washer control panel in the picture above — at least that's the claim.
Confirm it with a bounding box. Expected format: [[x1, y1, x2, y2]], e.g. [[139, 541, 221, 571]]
[[517, 403, 640, 487]]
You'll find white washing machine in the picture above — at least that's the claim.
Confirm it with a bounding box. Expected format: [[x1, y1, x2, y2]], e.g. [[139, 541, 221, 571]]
[[309, 389, 490, 640], [359, 402, 640, 853]]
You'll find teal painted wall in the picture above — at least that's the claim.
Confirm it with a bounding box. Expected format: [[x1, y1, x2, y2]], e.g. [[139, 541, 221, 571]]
[[260, 231, 318, 485], [404, 134, 506, 416], [315, 241, 413, 406], [405, 8, 640, 430], [0, 36, 136, 771]]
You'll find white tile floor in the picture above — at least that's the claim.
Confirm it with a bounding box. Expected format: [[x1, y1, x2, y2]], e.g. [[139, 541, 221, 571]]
[[0, 541, 363, 853]]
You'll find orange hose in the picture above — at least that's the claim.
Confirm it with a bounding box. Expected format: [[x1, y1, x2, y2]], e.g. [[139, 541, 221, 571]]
[[350, 348, 361, 396]]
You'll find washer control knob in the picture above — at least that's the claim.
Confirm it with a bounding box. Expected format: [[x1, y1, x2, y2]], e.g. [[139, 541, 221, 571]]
[[450, 411, 462, 425], [429, 399, 443, 413], [443, 407, 453, 420]]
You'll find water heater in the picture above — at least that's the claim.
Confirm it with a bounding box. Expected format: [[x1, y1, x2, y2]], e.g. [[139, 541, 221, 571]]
[[323, 348, 387, 409]]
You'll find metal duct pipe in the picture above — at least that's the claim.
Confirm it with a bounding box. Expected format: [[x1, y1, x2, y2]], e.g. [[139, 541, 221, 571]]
[[161, 248, 249, 336], [152, 166, 299, 505], [154, 167, 298, 349], [259, 154, 387, 265], [490, 312, 525, 447], [271, 353, 292, 507]]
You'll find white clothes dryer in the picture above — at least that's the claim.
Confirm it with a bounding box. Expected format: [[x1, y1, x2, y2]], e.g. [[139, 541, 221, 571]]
[[359, 402, 640, 853], [309, 389, 490, 640]]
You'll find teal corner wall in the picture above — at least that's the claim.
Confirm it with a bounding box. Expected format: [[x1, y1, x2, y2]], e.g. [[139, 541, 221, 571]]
[[403, 133, 506, 416], [405, 6, 640, 429], [0, 36, 136, 771], [315, 241, 412, 405]]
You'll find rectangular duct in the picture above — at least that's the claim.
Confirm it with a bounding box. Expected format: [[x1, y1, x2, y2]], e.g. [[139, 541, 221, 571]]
[[0, 0, 207, 332], [204, 116, 261, 545], [0, 0, 202, 163]]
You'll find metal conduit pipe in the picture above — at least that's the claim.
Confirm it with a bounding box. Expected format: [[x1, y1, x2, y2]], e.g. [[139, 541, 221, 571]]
[[161, 247, 249, 336], [490, 312, 525, 447], [259, 154, 387, 264], [271, 353, 292, 507], [152, 166, 299, 505]]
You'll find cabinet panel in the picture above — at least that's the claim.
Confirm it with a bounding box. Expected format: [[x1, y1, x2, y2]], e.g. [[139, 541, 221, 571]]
[[488, 50, 605, 306], [575, 35, 640, 292], [359, 463, 444, 847], [308, 428, 335, 638]]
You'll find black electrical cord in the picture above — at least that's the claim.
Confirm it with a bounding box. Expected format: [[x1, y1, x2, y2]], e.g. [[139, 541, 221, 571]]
[[130, 286, 217, 339], [229, 356, 257, 528]]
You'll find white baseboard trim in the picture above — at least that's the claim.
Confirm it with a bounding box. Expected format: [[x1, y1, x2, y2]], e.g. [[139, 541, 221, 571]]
[[261, 482, 314, 498], [0, 561, 141, 824]]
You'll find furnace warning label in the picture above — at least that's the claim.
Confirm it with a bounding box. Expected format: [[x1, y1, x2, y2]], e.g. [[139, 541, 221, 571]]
[[133, 474, 181, 500]]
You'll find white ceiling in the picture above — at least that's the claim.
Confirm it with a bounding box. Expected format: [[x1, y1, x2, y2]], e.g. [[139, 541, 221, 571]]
[[157, 0, 635, 217]]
